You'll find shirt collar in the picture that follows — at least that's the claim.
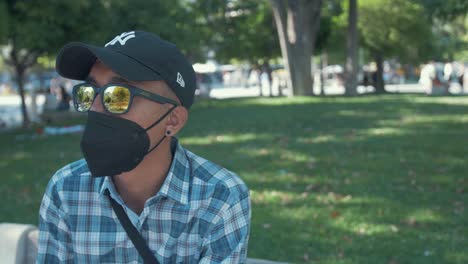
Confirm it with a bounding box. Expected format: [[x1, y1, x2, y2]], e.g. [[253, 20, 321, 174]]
[[99, 137, 191, 205]]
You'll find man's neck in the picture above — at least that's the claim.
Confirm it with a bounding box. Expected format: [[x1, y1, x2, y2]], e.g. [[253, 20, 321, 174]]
[[113, 138, 174, 215]]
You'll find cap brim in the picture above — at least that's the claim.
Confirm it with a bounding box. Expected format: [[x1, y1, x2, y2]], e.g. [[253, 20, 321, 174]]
[[56, 42, 163, 81]]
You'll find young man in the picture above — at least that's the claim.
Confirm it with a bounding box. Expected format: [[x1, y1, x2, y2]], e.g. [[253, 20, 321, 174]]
[[37, 31, 251, 263]]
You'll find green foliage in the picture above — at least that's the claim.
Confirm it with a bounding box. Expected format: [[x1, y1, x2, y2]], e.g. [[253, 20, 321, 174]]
[[3, 0, 105, 53], [315, 0, 343, 54], [0, 0, 464, 66], [99, 0, 205, 60], [190, 0, 280, 62], [1, 95, 467, 263], [330, 0, 467, 64], [0, 1, 8, 43], [36, 55, 55, 69], [417, 0, 468, 21], [409, 0, 468, 61], [320, 0, 347, 63], [0, 0, 207, 61], [358, 0, 432, 63], [429, 14, 468, 61]]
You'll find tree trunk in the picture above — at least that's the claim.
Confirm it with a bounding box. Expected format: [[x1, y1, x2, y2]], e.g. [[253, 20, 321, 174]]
[[2, 45, 38, 128], [16, 67, 30, 127], [266, 60, 274, 97], [278, 76, 284, 96], [374, 51, 386, 94], [345, 0, 358, 96], [268, 77, 273, 97], [320, 51, 327, 96], [271, 0, 323, 96]]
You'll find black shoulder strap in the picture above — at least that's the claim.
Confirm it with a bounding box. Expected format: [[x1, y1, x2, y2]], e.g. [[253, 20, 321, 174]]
[[108, 195, 159, 264]]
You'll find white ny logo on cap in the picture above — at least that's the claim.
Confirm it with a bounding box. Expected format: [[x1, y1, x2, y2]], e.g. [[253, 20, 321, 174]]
[[177, 72, 185, 88], [105, 31, 136, 47]]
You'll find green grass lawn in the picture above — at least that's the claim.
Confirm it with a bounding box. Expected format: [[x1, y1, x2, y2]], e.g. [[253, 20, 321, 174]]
[[1, 94, 467, 263]]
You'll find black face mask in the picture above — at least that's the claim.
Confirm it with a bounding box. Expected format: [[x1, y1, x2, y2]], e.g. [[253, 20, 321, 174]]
[[80, 107, 175, 177]]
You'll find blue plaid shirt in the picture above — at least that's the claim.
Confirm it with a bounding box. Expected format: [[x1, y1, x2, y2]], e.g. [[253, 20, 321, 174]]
[[37, 139, 251, 263]]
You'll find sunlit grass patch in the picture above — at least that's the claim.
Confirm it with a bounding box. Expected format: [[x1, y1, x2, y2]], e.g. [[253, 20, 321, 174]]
[[297, 134, 338, 144], [181, 132, 266, 145], [363, 127, 406, 136]]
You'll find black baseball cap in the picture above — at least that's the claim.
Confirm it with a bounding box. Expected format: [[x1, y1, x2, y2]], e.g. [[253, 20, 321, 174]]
[[56, 30, 196, 109]]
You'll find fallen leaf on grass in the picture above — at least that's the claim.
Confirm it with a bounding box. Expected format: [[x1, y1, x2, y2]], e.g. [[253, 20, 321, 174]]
[[258, 148, 269, 155], [330, 211, 340, 218], [342, 236, 352, 243], [402, 217, 418, 227], [338, 249, 345, 258], [281, 196, 292, 205]]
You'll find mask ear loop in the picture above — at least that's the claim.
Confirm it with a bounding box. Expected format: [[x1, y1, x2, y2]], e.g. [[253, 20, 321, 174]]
[[145, 104, 178, 153], [147, 134, 167, 153], [145, 105, 177, 131]]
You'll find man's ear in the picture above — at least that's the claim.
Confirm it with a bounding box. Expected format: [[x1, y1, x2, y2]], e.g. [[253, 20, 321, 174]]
[[165, 106, 188, 136]]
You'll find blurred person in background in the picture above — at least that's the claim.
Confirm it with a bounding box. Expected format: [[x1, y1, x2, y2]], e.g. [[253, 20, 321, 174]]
[[55, 85, 71, 111], [443, 61, 454, 82], [419, 61, 436, 94]]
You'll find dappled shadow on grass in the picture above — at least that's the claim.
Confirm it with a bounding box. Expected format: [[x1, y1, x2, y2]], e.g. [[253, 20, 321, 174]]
[[0, 122, 84, 224], [183, 96, 468, 166], [181, 95, 467, 263], [0, 95, 467, 263], [248, 195, 463, 263]]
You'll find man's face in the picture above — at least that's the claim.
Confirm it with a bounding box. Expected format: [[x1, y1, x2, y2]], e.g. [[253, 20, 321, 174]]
[[87, 60, 177, 144]]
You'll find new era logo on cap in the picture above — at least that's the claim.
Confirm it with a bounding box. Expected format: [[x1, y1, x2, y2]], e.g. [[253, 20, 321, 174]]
[[105, 31, 136, 47], [176, 72, 185, 88]]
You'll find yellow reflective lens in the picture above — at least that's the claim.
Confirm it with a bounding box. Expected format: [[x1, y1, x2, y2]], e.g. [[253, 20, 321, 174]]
[[103, 86, 131, 114], [76, 85, 95, 112]]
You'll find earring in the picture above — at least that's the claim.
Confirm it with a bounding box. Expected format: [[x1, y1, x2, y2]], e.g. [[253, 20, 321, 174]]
[[166, 130, 171, 136]]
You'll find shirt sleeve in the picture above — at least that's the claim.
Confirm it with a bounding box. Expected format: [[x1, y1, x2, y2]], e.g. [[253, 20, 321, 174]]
[[199, 189, 251, 264], [36, 177, 74, 263]]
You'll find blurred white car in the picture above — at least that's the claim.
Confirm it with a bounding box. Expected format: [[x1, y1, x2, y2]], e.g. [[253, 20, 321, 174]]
[[193, 62, 225, 98]]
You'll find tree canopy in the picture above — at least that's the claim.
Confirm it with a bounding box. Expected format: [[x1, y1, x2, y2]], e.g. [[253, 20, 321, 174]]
[[358, 0, 432, 63], [0, 0, 466, 125]]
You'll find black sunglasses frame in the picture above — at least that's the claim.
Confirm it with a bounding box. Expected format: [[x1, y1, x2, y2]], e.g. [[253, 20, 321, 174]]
[[72, 82, 179, 115]]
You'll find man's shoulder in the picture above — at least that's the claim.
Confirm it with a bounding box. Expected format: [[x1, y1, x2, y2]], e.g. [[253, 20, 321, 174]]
[[184, 148, 249, 205], [47, 159, 99, 192]]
